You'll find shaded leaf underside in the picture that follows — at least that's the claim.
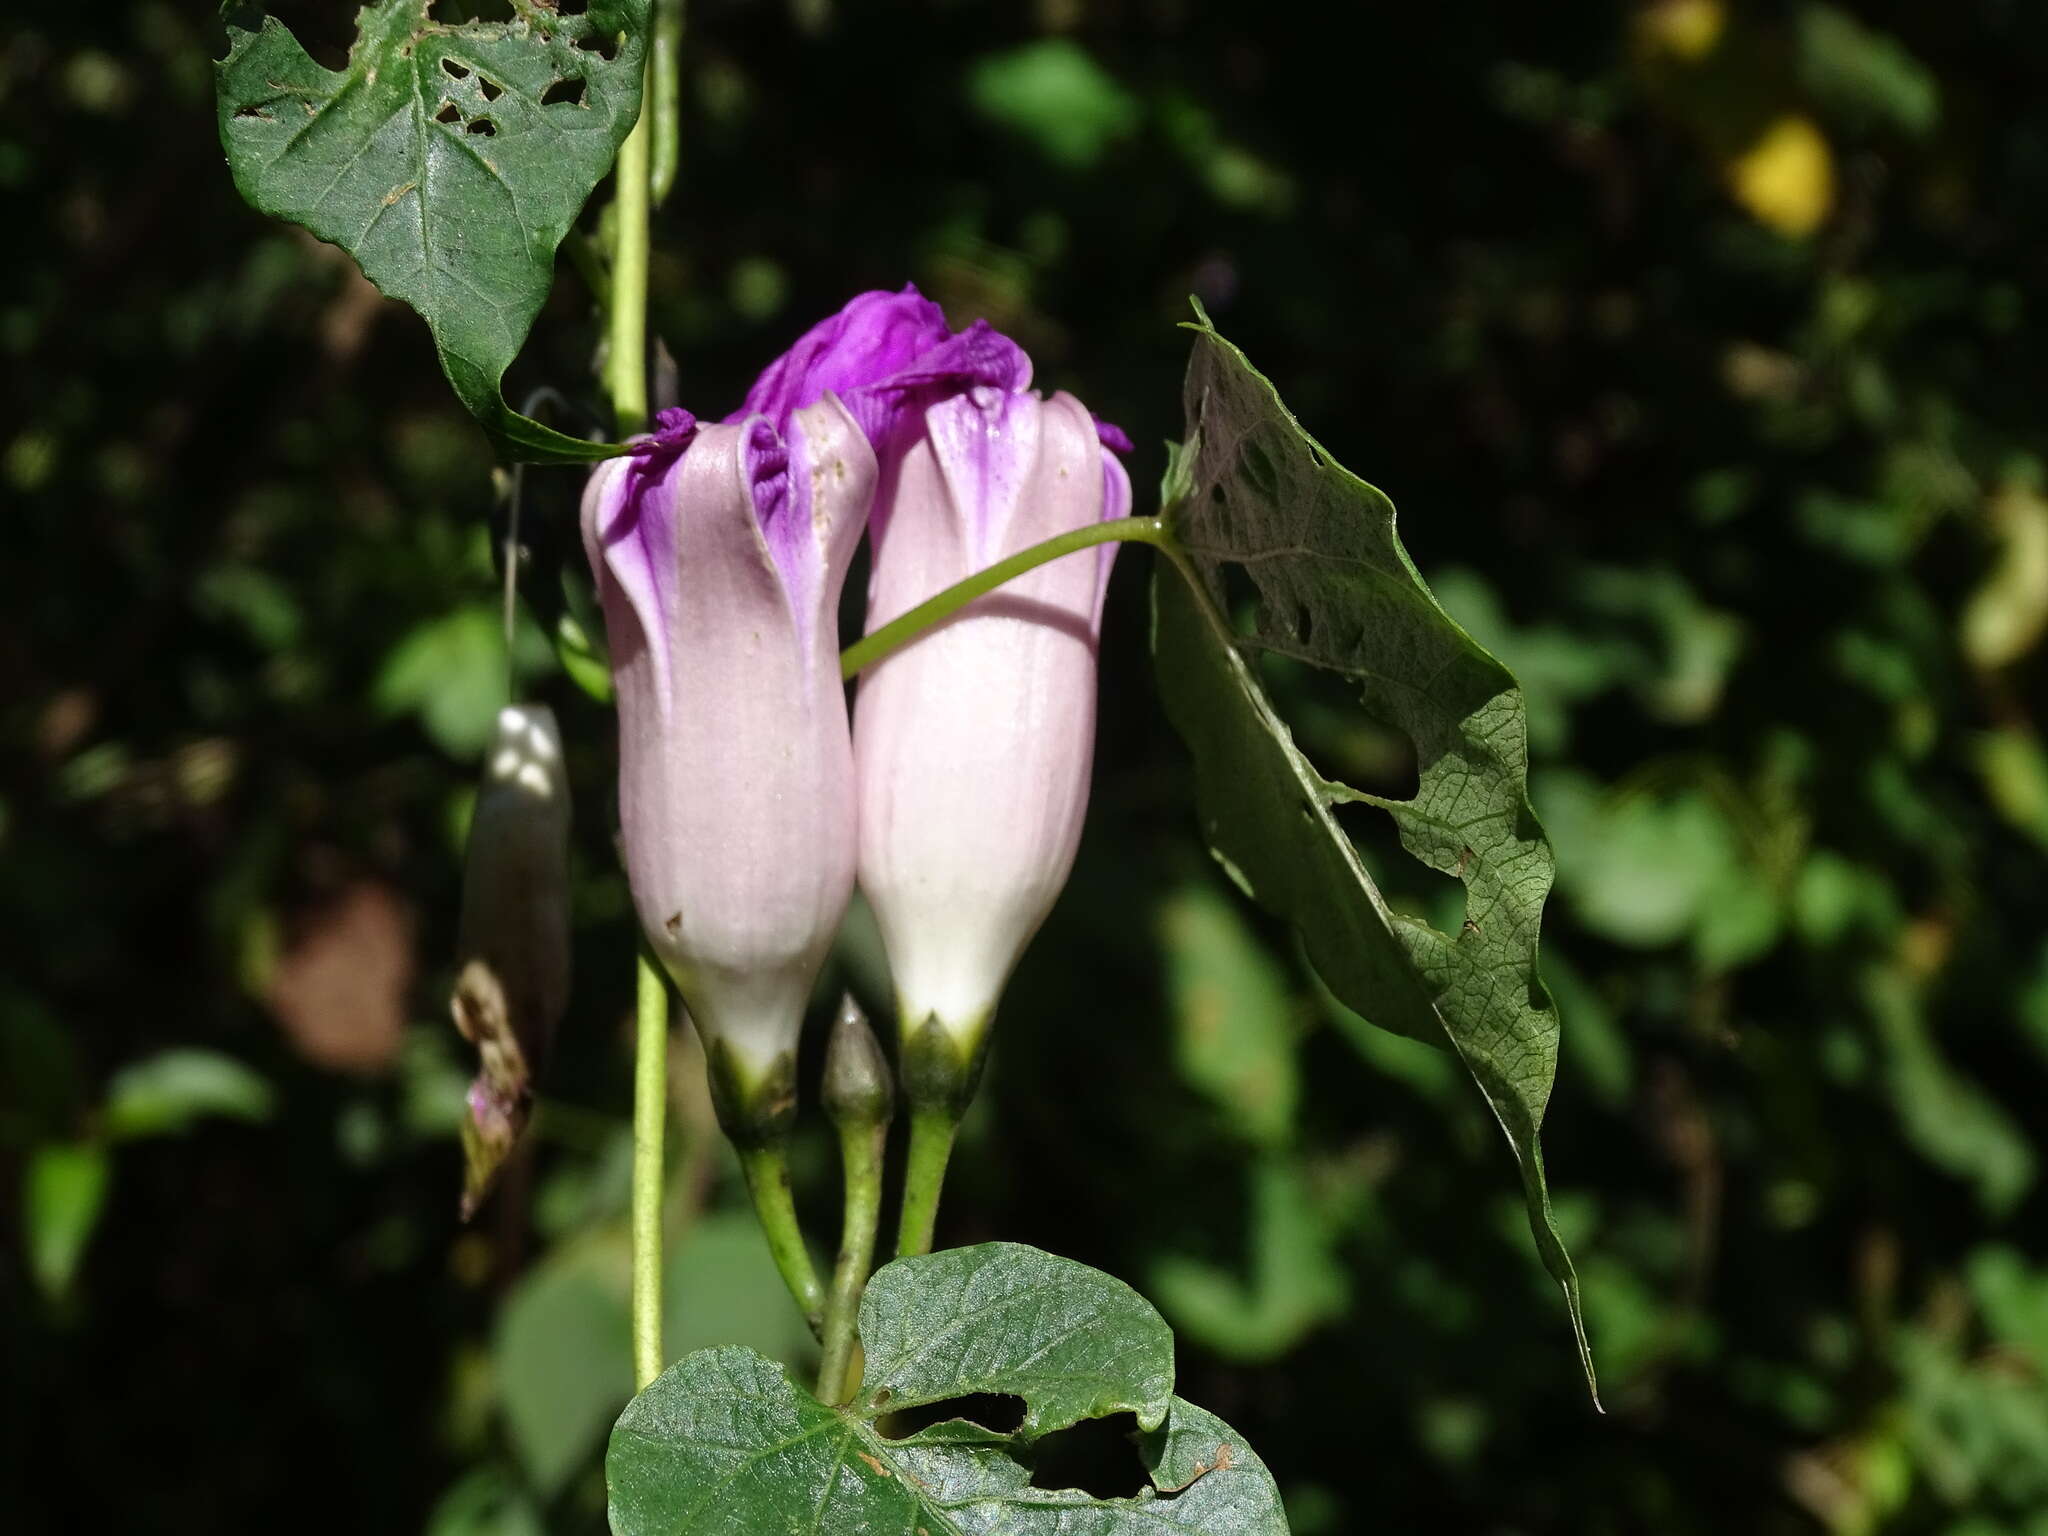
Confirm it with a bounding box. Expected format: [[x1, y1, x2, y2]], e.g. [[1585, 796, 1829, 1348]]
[[1152, 310, 1596, 1399]]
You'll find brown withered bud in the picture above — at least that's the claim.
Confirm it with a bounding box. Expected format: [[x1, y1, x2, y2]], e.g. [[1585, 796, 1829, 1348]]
[[451, 705, 572, 1219]]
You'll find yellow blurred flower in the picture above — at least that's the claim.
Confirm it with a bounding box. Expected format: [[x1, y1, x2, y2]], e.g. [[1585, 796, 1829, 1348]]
[[1637, 0, 1726, 63], [1727, 114, 1835, 237]]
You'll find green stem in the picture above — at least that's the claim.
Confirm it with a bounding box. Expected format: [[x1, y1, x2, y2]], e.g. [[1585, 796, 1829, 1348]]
[[604, 60, 654, 435], [816, 1121, 884, 1404], [737, 1143, 827, 1333], [630, 952, 669, 1390], [895, 1106, 961, 1259], [649, 0, 684, 208], [839, 516, 1172, 680]]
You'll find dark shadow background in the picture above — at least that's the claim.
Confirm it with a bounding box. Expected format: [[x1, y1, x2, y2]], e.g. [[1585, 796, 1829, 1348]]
[[6, 1, 2048, 1531]]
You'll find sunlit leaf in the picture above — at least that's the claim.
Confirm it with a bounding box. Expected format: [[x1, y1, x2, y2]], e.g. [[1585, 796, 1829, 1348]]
[[216, 0, 648, 461], [608, 1243, 1288, 1534]]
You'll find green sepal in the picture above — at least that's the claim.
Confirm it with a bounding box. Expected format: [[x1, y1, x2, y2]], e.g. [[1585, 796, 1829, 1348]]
[[898, 1010, 992, 1119], [702, 1036, 797, 1151]]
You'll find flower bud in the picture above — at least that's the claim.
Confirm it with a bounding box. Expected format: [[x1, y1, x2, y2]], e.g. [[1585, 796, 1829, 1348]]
[[451, 704, 572, 1218], [821, 993, 893, 1131], [854, 386, 1132, 1079], [582, 402, 875, 1131]]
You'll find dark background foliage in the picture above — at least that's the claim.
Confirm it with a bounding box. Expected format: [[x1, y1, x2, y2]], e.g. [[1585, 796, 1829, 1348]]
[[6, 1, 2048, 1531]]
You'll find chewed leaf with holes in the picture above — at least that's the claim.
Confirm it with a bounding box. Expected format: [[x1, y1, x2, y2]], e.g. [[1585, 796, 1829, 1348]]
[[606, 1243, 1289, 1534], [216, 0, 648, 462], [1151, 306, 1597, 1402]]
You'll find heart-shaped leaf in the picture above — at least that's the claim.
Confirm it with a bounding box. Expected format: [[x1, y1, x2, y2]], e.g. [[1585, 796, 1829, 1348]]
[[216, 0, 649, 462], [607, 1242, 1290, 1534]]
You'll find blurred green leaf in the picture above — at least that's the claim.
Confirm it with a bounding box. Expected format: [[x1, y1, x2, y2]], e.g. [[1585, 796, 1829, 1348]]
[[24, 1140, 111, 1301], [609, 1244, 1287, 1534], [1540, 771, 1781, 968], [193, 564, 303, 652], [1973, 729, 2048, 850], [1159, 881, 1298, 1148], [663, 1210, 819, 1365], [1960, 485, 2048, 672], [1797, 5, 1941, 140], [375, 605, 548, 758], [424, 1468, 546, 1536], [1868, 968, 2034, 1216], [968, 40, 1139, 169], [215, 0, 648, 461], [1150, 1156, 1349, 1362], [495, 1235, 632, 1498], [104, 1049, 273, 1141], [1966, 1246, 2048, 1367], [1428, 567, 1627, 755], [1152, 311, 1593, 1397]]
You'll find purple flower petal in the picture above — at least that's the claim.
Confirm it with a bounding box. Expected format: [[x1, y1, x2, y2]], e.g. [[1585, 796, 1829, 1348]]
[[725, 286, 1032, 454], [727, 286, 954, 434]]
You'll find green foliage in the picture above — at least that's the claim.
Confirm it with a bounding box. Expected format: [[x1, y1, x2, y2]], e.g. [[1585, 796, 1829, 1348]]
[[969, 40, 1139, 170], [1158, 882, 1297, 1149], [608, 1244, 1287, 1534], [496, 1237, 632, 1499], [375, 603, 554, 758], [1153, 313, 1594, 1397], [1149, 1156, 1350, 1362], [20, 2, 2048, 1531], [215, 0, 649, 461], [103, 1048, 274, 1140], [23, 1142, 109, 1301]]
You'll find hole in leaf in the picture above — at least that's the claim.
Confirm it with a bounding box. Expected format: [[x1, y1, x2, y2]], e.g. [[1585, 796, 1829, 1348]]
[[1238, 437, 1282, 498], [1263, 654, 1420, 801], [880, 1394, 1026, 1439], [572, 30, 620, 60], [1330, 796, 1467, 932], [1026, 1413, 1150, 1499], [435, 100, 460, 124], [440, 56, 470, 79], [232, 105, 272, 120], [478, 76, 503, 102], [466, 117, 496, 136], [1215, 560, 1261, 639], [541, 76, 587, 107]]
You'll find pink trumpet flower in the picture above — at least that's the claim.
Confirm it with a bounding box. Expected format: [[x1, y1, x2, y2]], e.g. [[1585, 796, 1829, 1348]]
[[855, 383, 1132, 1072], [581, 401, 874, 1123]]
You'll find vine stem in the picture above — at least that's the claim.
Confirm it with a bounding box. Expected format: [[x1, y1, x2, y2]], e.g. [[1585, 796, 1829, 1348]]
[[737, 1145, 827, 1333], [894, 1106, 960, 1260], [815, 1119, 884, 1403], [630, 951, 669, 1390], [613, 46, 667, 1393], [648, 0, 684, 208], [604, 70, 654, 435], [839, 516, 1174, 679]]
